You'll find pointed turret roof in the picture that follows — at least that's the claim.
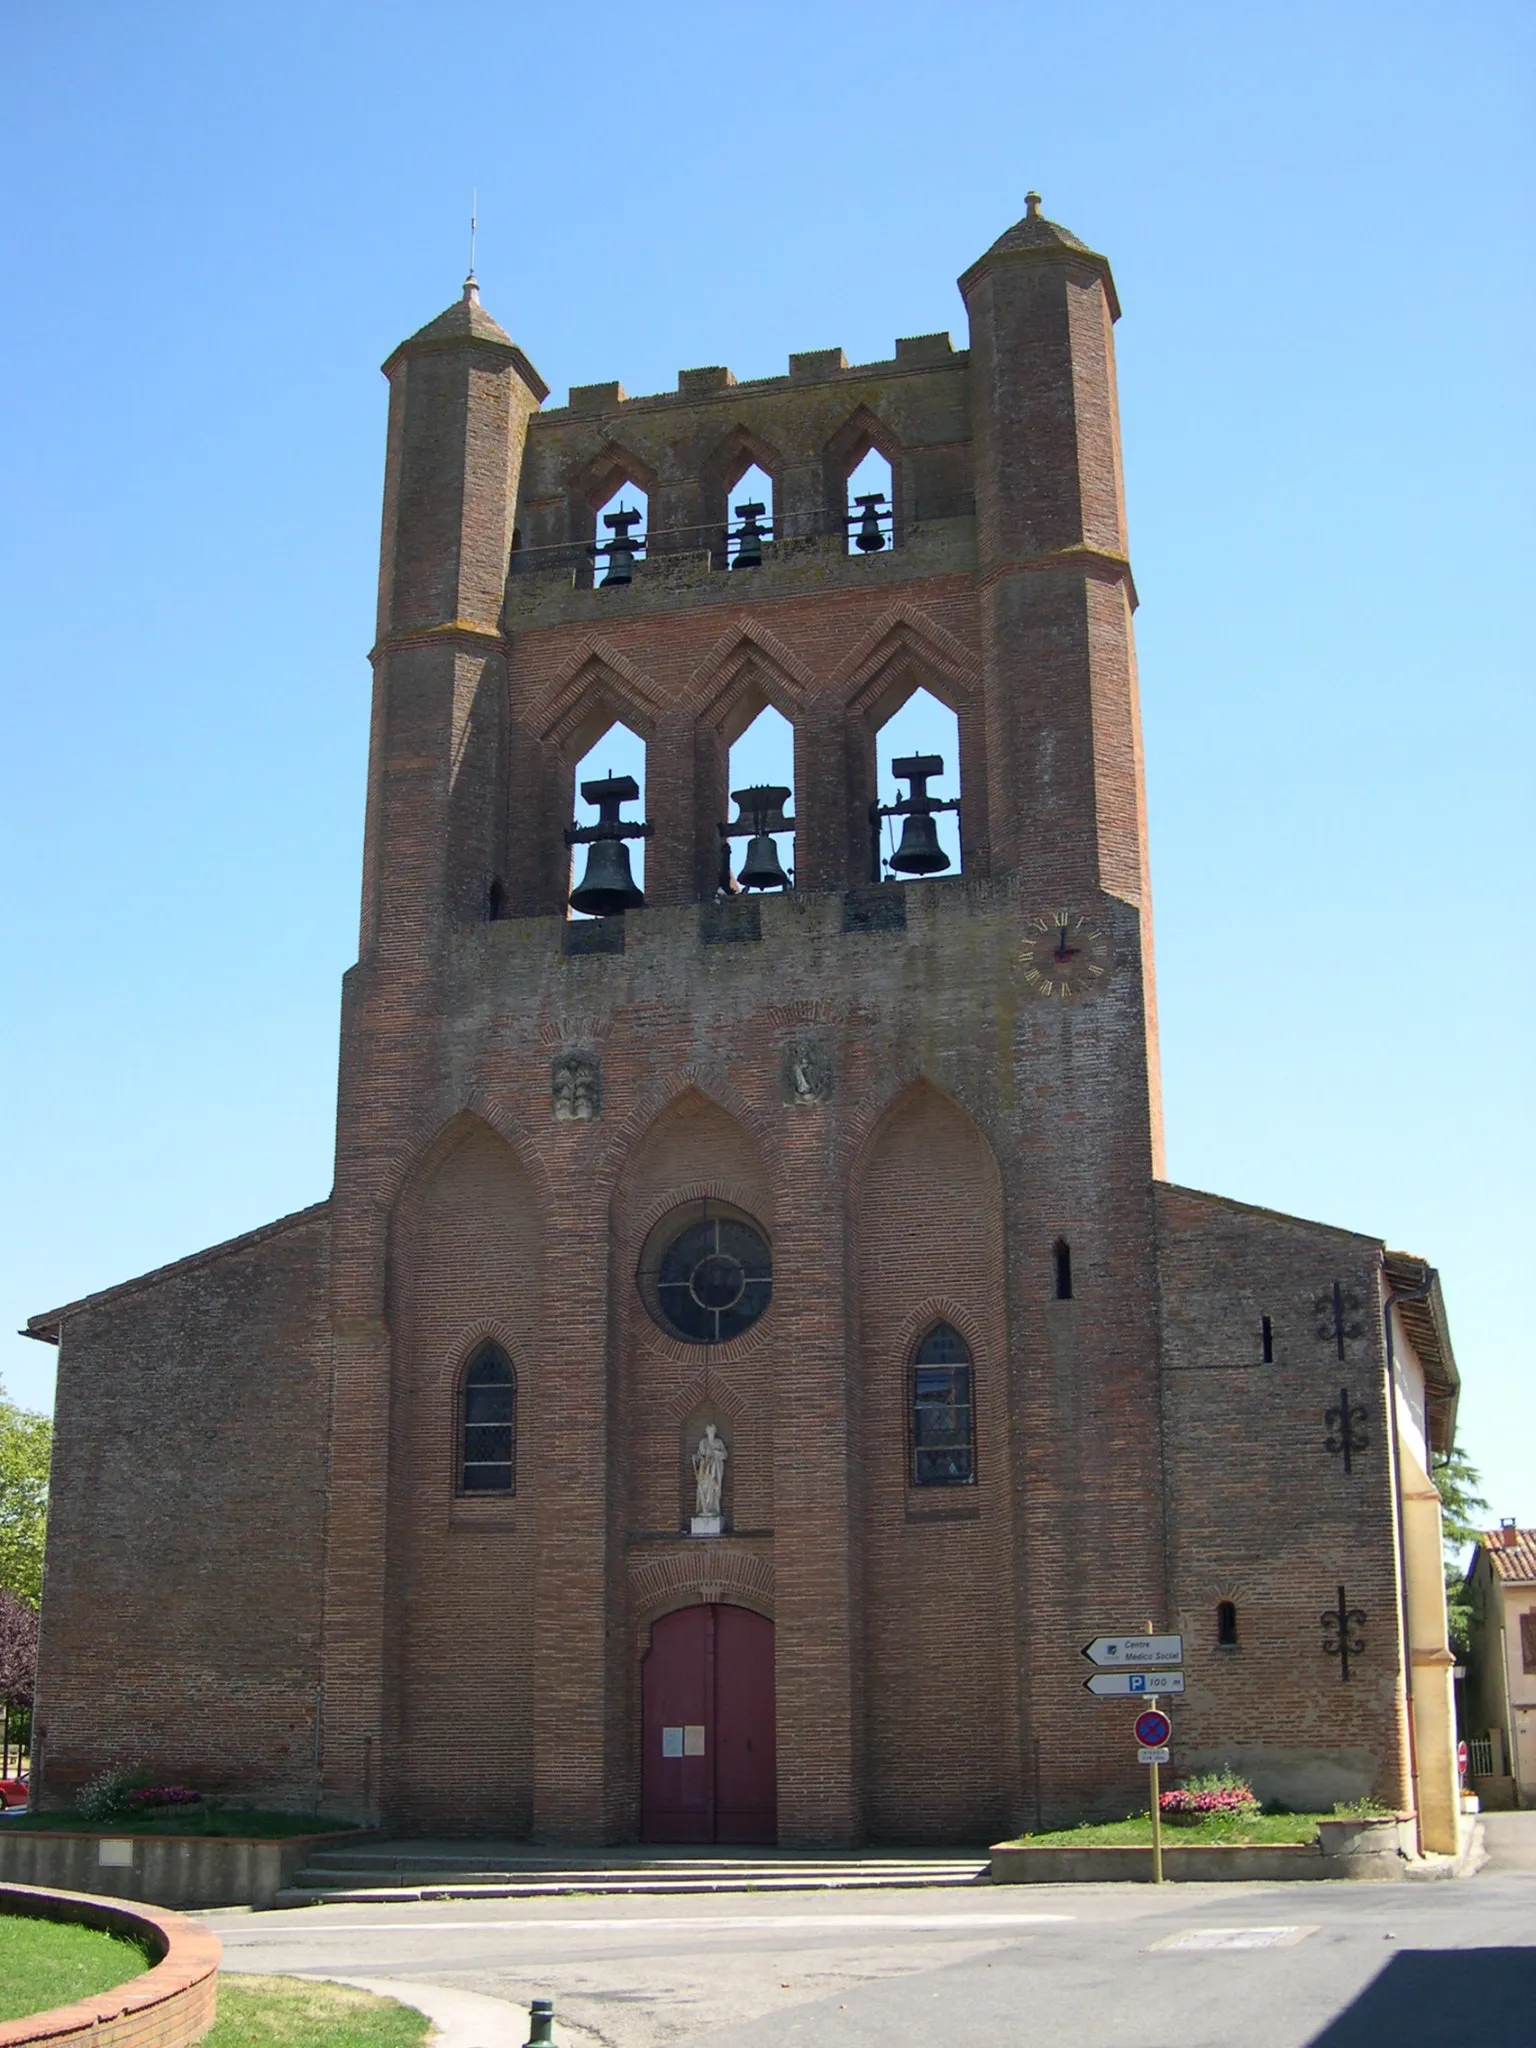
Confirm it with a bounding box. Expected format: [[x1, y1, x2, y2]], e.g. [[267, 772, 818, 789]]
[[383, 276, 549, 398], [959, 193, 1119, 318], [985, 191, 1096, 256]]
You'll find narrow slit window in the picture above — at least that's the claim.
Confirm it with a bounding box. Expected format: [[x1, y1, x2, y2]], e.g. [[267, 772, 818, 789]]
[[459, 1344, 515, 1494], [910, 1322, 975, 1487], [1053, 1239, 1073, 1301], [1217, 1600, 1239, 1648], [1261, 1314, 1274, 1362]]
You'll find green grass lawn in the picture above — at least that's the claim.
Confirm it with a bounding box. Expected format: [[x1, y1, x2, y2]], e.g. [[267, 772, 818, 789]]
[[207, 1976, 431, 2046], [1005, 1810, 1325, 1847], [0, 1914, 152, 2022], [4, 1809, 356, 1838]]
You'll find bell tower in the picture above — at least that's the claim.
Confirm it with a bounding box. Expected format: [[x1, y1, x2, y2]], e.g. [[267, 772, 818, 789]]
[[324, 201, 1171, 1840]]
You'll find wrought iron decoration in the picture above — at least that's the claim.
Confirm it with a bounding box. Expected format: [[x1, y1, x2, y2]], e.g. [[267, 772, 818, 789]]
[[1324, 1385, 1370, 1473], [1320, 1585, 1367, 1680], [1315, 1280, 1365, 1360]]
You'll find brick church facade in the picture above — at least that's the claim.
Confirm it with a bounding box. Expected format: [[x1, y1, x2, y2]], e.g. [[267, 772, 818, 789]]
[[29, 199, 1464, 1849]]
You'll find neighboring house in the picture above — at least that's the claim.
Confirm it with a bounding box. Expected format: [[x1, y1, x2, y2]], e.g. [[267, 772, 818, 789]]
[[1463, 1524, 1536, 1809]]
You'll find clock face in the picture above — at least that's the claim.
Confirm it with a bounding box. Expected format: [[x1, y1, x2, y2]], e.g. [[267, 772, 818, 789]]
[[1020, 910, 1111, 1001]]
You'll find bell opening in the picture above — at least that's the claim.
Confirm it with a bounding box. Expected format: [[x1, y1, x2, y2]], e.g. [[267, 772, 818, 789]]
[[875, 687, 961, 881], [723, 703, 796, 893], [568, 720, 647, 918], [727, 464, 774, 571], [592, 483, 647, 587], [846, 446, 892, 555]]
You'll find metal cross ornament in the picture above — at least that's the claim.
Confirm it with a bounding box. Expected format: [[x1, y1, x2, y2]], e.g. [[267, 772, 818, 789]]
[[1320, 1584, 1366, 1681], [1314, 1280, 1364, 1360], [1324, 1386, 1370, 1473]]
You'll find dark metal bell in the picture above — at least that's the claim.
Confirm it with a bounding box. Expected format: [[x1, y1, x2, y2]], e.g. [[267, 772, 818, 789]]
[[570, 836, 645, 916], [889, 811, 950, 875], [853, 491, 887, 553], [738, 831, 790, 891]]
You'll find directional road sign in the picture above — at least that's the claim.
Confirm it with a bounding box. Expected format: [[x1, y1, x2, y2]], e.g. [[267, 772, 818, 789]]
[[1082, 1634, 1184, 1668], [1138, 1745, 1171, 1765], [1084, 1669, 1185, 1697], [1135, 1709, 1172, 1748]]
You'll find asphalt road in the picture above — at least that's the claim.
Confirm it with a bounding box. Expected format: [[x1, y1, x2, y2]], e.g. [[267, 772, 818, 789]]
[[204, 1824, 1536, 2048]]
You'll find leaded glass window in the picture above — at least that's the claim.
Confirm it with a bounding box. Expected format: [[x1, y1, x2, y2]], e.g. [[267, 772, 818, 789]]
[[459, 1344, 515, 1493], [638, 1202, 773, 1346], [911, 1322, 974, 1486]]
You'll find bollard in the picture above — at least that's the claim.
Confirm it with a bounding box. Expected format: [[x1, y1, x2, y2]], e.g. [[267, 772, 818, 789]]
[[524, 1996, 556, 2046]]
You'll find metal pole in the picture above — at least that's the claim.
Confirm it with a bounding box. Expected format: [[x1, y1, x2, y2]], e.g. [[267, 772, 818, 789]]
[[1150, 1760, 1164, 1884]]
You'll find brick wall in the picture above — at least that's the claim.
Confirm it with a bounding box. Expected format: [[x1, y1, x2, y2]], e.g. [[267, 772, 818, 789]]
[[36, 1209, 330, 1807]]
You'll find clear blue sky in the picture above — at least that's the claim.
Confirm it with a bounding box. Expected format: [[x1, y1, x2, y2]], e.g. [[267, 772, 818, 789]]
[[2, 3, 1531, 1527]]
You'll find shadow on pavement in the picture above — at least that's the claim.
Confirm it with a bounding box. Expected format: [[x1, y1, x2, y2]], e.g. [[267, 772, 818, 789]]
[[1308, 1948, 1536, 2047]]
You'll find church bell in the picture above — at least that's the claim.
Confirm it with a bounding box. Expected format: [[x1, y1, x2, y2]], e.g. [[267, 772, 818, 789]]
[[569, 835, 645, 916], [738, 830, 790, 891], [565, 772, 653, 916], [889, 810, 950, 875], [720, 784, 794, 892]]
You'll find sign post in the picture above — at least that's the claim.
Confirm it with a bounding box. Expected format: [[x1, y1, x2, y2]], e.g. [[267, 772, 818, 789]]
[[1134, 1709, 1173, 1886]]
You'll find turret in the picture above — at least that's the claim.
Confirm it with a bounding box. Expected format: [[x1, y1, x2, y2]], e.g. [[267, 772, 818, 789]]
[[361, 278, 547, 947], [958, 197, 1143, 904]]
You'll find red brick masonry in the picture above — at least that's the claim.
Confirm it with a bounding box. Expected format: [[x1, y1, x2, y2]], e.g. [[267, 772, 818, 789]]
[[0, 1883, 219, 2048]]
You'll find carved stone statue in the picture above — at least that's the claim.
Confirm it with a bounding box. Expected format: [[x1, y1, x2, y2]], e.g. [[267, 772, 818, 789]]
[[782, 1038, 832, 1105], [692, 1423, 728, 1523], [551, 1051, 600, 1121]]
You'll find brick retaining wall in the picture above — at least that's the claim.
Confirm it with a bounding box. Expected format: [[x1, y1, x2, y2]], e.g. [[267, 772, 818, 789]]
[[0, 1882, 219, 2047]]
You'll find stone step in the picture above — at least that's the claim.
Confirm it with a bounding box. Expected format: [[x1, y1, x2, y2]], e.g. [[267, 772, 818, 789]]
[[276, 1862, 991, 1907]]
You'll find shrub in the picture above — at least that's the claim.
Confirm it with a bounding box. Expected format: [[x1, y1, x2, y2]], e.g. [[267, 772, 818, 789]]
[[1160, 1769, 1260, 1822], [124, 1785, 201, 1811], [74, 1764, 150, 1824]]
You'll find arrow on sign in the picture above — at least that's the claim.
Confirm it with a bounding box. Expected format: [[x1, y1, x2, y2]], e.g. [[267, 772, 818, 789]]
[[1082, 1634, 1184, 1667], [1084, 1670, 1186, 1697]]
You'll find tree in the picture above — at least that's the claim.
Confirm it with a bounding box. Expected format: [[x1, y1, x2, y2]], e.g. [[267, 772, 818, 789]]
[[1434, 1444, 1489, 1663], [0, 1587, 37, 1710], [0, 1382, 51, 1609]]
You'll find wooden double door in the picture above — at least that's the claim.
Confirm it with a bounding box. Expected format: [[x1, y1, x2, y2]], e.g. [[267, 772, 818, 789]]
[[641, 1604, 776, 1843]]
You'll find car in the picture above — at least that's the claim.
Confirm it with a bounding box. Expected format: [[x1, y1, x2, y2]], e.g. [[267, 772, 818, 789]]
[[0, 1775, 29, 1810]]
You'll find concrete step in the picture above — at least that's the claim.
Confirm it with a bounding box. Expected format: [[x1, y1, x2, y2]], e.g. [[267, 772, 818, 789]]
[[276, 1859, 991, 1907]]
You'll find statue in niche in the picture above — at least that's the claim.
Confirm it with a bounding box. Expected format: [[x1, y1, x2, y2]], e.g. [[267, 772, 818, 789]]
[[551, 1051, 600, 1122], [691, 1423, 729, 1533], [782, 1039, 832, 1105]]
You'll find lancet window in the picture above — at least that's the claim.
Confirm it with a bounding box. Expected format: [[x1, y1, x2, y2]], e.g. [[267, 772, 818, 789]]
[[910, 1322, 975, 1486], [459, 1344, 515, 1493]]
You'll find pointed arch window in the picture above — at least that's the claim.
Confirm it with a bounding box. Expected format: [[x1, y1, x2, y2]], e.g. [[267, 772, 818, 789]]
[[910, 1322, 975, 1486], [459, 1343, 516, 1493]]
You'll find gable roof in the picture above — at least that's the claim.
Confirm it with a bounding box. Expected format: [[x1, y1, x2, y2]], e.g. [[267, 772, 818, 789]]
[[23, 1200, 330, 1345], [1482, 1529, 1536, 1584]]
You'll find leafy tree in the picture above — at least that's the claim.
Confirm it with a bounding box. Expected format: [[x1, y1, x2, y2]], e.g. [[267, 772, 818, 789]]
[[0, 1586, 37, 1709], [1434, 1444, 1489, 1662], [0, 1381, 51, 1609]]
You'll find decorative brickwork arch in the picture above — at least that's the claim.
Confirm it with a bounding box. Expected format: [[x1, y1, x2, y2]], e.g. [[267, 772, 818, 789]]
[[848, 1077, 1019, 1841], [529, 639, 667, 754], [629, 1546, 776, 1636], [823, 404, 906, 540], [566, 440, 660, 558], [703, 422, 785, 560], [688, 619, 814, 743]]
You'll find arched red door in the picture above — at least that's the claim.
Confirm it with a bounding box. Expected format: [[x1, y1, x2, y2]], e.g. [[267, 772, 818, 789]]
[[641, 1604, 776, 1843]]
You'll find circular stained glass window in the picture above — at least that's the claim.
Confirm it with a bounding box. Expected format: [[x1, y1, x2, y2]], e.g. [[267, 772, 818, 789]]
[[639, 1203, 772, 1345]]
